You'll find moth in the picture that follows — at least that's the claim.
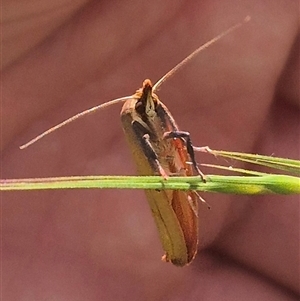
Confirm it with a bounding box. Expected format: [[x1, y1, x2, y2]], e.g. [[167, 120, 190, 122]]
[[21, 17, 250, 266], [121, 78, 206, 266]]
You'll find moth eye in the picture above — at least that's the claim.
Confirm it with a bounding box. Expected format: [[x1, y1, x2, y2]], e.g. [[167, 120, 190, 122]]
[[135, 100, 145, 115]]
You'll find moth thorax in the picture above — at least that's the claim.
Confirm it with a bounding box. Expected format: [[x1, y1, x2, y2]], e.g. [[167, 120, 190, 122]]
[[145, 94, 157, 119]]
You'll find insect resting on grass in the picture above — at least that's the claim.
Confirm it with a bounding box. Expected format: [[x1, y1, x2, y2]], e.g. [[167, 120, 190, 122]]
[[20, 17, 250, 266]]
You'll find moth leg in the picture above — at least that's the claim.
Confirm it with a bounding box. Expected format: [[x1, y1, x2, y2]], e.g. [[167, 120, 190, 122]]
[[163, 131, 206, 182], [132, 121, 168, 179], [193, 145, 212, 153], [192, 191, 210, 209]]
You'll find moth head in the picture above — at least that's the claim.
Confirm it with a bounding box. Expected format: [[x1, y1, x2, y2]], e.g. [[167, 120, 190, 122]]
[[135, 79, 158, 119]]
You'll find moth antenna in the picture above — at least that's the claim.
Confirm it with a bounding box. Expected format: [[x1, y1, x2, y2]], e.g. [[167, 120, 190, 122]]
[[21, 16, 251, 150], [153, 16, 251, 92], [20, 95, 133, 149]]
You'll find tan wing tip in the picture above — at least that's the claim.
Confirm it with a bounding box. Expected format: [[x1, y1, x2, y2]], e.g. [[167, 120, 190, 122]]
[[161, 254, 189, 267]]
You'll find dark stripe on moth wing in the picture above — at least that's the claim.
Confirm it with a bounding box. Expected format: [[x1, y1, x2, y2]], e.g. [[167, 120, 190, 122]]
[[155, 102, 179, 132], [131, 120, 162, 174]]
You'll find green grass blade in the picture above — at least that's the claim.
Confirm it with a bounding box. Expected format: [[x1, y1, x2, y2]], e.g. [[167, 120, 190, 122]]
[[1, 174, 299, 195], [207, 149, 300, 175], [2, 149, 299, 195]]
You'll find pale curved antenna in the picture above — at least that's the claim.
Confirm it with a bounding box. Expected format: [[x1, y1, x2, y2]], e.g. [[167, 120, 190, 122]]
[[153, 16, 251, 93], [21, 16, 250, 149], [20, 95, 133, 149]]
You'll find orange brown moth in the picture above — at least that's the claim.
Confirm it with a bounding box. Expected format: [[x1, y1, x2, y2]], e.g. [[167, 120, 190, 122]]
[[121, 78, 205, 266], [20, 17, 250, 266]]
